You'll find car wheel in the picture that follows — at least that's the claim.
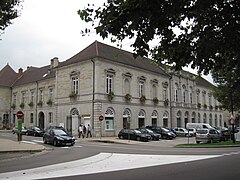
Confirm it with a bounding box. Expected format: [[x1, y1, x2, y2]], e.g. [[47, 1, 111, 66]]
[[136, 136, 141, 141], [34, 133, 37, 137], [43, 137, 47, 144], [26, 132, 29, 136], [53, 139, 58, 146], [119, 135, 124, 139], [196, 141, 200, 144], [162, 135, 167, 139]]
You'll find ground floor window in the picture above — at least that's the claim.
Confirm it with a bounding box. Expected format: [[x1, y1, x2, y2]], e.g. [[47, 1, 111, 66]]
[[105, 117, 114, 130], [138, 118, 145, 128], [152, 118, 157, 127], [30, 113, 34, 123], [163, 118, 168, 127], [49, 112, 53, 123]]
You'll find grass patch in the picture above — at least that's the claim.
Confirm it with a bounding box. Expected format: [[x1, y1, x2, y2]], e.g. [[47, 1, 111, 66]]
[[176, 140, 240, 147]]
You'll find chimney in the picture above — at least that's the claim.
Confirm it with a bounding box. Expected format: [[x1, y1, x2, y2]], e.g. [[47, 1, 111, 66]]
[[50, 57, 59, 68], [18, 68, 23, 77]]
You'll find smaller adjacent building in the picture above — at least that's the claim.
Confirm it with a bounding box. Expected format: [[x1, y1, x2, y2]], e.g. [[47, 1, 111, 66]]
[[0, 41, 224, 136]]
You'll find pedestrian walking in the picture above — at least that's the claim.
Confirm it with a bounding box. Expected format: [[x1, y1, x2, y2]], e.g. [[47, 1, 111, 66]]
[[78, 124, 84, 138], [87, 124, 92, 138], [83, 125, 87, 137]]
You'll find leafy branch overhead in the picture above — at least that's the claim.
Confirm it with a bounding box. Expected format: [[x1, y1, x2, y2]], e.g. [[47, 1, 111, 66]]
[[78, 1, 240, 75], [0, 0, 23, 36]]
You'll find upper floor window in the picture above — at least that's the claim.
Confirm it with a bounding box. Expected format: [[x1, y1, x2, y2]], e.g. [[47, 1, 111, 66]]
[[39, 89, 44, 102], [208, 93, 212, 106], [152, 84, 157, 98], [106, 74, 113, 94], [49, 87, 54, 100], [30, 90, 34, 102], [182, 85, 186, 103], [139, 81, 144, 97], [189, 87, 193, 104], [72, 77, 79, 94], [124, 78, 130, 94], [163, 89, 167, 100], [21, 92, 25, 103], [174, 83, 178, 102], [13, 94, 17, 105], [202, 91, 206, 105]]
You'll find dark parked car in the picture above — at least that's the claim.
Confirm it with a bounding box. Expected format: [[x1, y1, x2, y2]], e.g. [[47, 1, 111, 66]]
[[43, 128, 75, 146], [136, 128, 161, 140], [118, 129, 151, 142], [146, 126, 176, 139], [26, 126, 44, 136]]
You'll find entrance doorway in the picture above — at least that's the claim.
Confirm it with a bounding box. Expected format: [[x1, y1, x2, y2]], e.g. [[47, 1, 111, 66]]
[[38, 112, 45, 129]]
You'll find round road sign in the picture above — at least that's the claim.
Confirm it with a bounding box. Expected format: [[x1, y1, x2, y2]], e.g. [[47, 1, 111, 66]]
[[99, 115, 104, 121], [17, 111, 24, 118]]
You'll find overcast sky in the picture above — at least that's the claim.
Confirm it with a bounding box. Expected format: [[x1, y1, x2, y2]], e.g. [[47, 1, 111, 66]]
[[0, 0, 213, 83]]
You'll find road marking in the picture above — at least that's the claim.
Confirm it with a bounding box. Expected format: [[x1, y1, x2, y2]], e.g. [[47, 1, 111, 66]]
[[0, 153, 221, 180], [32, 140, 44, 143], [20, 141, 37, 144]]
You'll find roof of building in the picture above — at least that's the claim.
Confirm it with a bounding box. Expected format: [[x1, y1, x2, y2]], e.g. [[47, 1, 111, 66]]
[[0, 64, 18, 87], [59, 41, 169, 76], [12, 66, 55, 87]]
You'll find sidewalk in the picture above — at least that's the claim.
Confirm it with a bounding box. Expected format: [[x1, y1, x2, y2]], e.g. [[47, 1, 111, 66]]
[[0, 139, 46, 153]]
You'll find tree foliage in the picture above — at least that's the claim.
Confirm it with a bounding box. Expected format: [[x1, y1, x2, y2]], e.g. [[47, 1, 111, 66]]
[[79, 0, 240, 111], [212, 59, 240, 112], [78, 0, 240, 75], [0, 0, 22, 36]]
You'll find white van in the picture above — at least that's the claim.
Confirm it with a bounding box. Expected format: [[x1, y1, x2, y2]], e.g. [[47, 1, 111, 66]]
[[186, 123, 213, 130]]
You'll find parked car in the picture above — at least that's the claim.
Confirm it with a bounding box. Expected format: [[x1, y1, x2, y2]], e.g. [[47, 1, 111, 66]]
[[26, 126, 44, 137], [43, 128, 75, 146], [217, 128, 231, 141], [136, 128, 161, 140], [187, 128, 197, 136], [196, 128, 221, 144], [174, 127, 194, 137], [146, 126, 176, 139], [118, 129, 151, 142], [12, 126, 27, 135]]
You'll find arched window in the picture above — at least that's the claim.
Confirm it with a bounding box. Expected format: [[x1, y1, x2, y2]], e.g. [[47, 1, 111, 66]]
[[105, 108, 114, 130], [203, 113, 207, 123], [138, 109, 145, 128], [215, 114, 218, 127], [176, 111, 181, 127], [151, 110, 158, 127], [209, 114, 213, 126], [198, 113, 201, 123], [163, 111, 169, 127]]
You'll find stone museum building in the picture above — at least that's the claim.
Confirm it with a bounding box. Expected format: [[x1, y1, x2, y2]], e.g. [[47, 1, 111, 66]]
[[0, 41, 223, 136]]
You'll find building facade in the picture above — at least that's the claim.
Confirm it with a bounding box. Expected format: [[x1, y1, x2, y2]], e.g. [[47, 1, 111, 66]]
[[0, 41, 223, 136]]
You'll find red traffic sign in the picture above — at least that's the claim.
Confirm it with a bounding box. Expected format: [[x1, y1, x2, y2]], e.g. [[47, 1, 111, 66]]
[[99, 115, 104, 121], [229, 115, 235, 125], [17, 111, 24, 118]]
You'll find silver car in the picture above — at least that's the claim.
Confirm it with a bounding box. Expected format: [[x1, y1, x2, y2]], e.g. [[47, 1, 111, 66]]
[[196, 128, 221, 144]]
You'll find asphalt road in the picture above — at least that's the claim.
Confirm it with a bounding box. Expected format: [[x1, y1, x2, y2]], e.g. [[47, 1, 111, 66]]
[[1, 133, 240, 179]]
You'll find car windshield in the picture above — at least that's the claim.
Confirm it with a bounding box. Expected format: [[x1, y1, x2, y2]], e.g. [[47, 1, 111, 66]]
[[162, 128, 170, 132], [134, 130, 142, 133], [146, 129, 153, 133], [54, 129, 68, 136], [197, 129, 208, 134], [34, 127, 41, 131]]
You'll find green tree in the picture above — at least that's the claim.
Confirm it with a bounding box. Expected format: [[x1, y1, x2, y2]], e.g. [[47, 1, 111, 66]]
[[212, 60, 240, 112], [78, 0, 240, 75], [0, 0, 22, 36]]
